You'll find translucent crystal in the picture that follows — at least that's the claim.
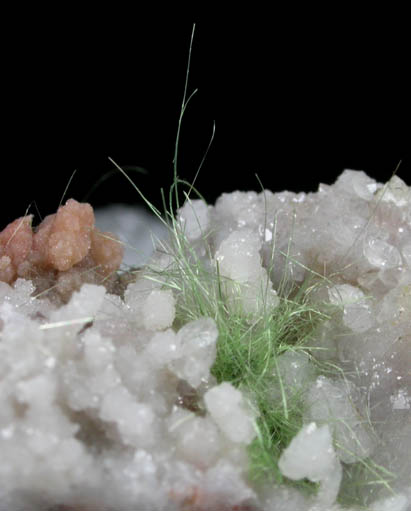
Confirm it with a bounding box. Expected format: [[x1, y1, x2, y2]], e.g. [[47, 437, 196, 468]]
[[375, 175, 411, 207], [215, 229, 279, 316], [363, 237, 402, 269], [204, 382, 256, 444], [177, 198, 210, 240], [169, 317, 218, 388], [304, 376, 375, 463], [278, 422, 342, 505]]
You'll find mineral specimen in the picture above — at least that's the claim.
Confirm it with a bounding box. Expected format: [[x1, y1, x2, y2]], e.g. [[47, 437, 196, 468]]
[[0, 171, 410, 510]]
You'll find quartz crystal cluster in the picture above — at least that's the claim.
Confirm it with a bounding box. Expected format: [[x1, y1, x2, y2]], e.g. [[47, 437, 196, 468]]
[[0, 170, 410, 511]]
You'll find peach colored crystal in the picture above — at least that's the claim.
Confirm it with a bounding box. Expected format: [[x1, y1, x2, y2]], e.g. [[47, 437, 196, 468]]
[[0, 215, 33, 283], [0, 199, 124, 299]]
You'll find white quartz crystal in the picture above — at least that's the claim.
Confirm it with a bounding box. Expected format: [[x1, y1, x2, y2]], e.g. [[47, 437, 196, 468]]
[[124, 278, 176, 330], [142, 288, 176, 330], [204, 381, 257, 444], [168, 407, 222, 467], [215, 229, 279, 316], [278, 422, 342, 505], [169, 317, 218, 387], [177, 198, 211, 241], [270, 350, 316, 401], [375, 175, 411, 207]]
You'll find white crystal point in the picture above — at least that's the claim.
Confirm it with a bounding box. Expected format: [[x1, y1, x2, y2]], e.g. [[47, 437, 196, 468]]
[[328, 284, 373, 332], [204, 382, 257, 444], [177, 198, 210, 240], [215, 229, 279, 316], [267, 350, 316, 405], [216, 229, 263, 282], [375, 175, 411, 207], [142, 288, 176, 331], [48, 283, 106, 335], [124, 276, 176, 331], [278, 422, 342, 506], [99, 386, 155, 446], [336, 169, 378, 200], [363, 237, 402, 269], [278, 422, 336, 481], [167, 407, 222, 467], [328, 283, 366, 306], [169, 317, 218, 387]]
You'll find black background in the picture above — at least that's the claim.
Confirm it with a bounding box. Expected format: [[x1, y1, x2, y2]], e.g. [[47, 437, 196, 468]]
[[2, 17, 409, 228]]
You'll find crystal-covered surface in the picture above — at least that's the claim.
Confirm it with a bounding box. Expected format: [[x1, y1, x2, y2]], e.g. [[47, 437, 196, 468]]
[[0, 170, 410, 510]]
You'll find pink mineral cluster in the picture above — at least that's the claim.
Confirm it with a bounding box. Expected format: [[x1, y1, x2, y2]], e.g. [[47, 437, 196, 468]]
[[0, 199, 124, 300]]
